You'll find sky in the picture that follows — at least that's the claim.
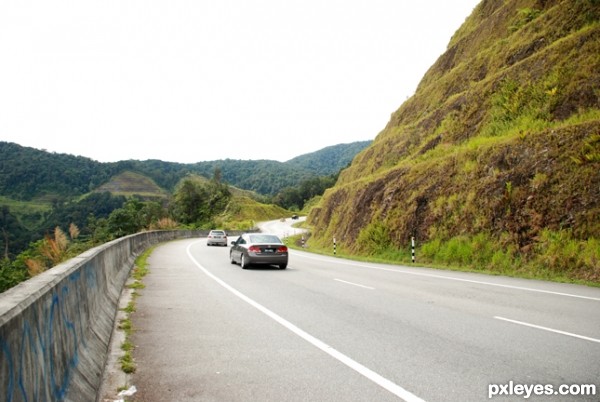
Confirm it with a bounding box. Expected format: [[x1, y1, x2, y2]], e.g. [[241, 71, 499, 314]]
[[0, 0, 480, 164]]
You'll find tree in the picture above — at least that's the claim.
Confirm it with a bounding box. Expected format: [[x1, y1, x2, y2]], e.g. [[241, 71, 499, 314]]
[[106, 198, 164, 237], [172, 177, 231, 226]]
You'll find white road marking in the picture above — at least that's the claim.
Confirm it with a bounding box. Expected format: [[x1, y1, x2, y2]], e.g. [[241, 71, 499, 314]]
[[494, 316, 600, 344], [334, 278, 375, 290], [187, 242, 426, 402], [291, 252, 600, 302]]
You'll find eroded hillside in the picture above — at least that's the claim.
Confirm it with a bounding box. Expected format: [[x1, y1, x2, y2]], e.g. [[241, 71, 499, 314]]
[[308, 0, 600, 281]]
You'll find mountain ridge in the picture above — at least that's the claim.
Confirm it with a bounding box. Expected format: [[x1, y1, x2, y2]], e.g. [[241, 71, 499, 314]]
[[0, 140, 371, 199]]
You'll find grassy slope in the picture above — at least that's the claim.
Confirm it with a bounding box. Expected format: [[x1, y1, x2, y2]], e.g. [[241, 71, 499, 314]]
[[307, 0, 600, 283], [94, 171, 169, 200], [0, 196, 51, 230], [216, 196, 292, 230]]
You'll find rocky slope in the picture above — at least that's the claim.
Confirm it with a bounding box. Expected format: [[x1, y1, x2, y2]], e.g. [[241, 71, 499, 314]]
[[308, 0, 600, 281]]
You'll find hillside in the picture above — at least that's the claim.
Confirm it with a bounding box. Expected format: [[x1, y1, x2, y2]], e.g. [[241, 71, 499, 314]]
[[95, 171, 168, 200], [0, 140, 368, 257], [285, 141, 372, 174], [307, 0, 600, 282], [0, 140, 370, 199]]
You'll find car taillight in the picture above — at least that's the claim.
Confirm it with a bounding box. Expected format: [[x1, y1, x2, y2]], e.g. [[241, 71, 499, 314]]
[[277, 245, 288, 253], [248, 246, 261, 252]]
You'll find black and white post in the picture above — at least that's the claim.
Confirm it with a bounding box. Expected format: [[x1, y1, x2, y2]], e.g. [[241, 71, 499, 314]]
[[411, 236, 415, 263], [333, 236, 337, 256]]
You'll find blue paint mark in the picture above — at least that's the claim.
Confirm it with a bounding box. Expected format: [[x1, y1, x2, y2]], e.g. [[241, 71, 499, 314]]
[[19, 321, 33, 402], [69, 272, 87, 349], [2, 259, 104, 401], [1, 337, 15, 402]]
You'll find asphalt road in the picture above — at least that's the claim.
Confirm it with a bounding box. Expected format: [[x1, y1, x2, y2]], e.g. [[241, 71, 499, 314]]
[[129, 221, 600, 402]]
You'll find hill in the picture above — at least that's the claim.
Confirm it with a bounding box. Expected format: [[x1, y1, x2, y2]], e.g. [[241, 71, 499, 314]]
[[285, 141, 372, 174], [0, 140, 368, 256], [94, 171, 168, 201], [0, 140, 370, 199], [307, 0, 600, 282], [215, 196, 292, 229]]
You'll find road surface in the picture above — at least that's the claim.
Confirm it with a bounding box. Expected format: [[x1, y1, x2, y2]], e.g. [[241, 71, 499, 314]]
[[126, 220, 600, 401]]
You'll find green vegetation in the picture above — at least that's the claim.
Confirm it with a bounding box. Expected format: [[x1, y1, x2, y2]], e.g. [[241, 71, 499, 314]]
[[273, 174, 338, 211], [95, 171, 168, 201], [0, 140, 369, 200], [0, 140, 364, 266], [0, 168, 299, 292], [307, 0, 600, 284], [3, 1, 599, 290], [171, 174, 231, 227], [0, 138, 362, 290], [118, 246, 154, 374]]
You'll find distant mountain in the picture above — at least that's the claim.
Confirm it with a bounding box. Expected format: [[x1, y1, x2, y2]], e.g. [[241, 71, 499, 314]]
[[0, 140, 371, 200], [0, 142, 111, 200], [285, 141, 372, 174]]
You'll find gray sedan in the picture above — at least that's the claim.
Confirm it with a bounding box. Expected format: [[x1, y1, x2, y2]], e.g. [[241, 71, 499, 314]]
[[230, 233, 288, 269]]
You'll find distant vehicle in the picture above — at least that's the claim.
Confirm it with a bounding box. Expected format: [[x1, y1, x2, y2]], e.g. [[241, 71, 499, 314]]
[[207, 230, 228, 246], [291, 214, 298, 220], [230, 233, 288, 269]]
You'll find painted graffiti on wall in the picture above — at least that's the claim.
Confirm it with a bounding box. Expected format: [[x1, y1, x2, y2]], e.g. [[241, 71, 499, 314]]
[[0, 263, 99, 402]]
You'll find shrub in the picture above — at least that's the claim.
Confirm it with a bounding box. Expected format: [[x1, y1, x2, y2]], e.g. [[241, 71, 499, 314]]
[[357, 220, 391, 254]]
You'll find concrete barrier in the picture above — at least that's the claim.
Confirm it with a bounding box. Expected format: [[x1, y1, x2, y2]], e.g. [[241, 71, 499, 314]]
[[0, 230, 208, 402]]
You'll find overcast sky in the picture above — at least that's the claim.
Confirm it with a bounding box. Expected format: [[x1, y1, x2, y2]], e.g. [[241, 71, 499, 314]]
[[1, 0, 479, 164]]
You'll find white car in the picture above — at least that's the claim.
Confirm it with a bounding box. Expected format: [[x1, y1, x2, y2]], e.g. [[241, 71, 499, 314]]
[[207, 230, 228, 246]]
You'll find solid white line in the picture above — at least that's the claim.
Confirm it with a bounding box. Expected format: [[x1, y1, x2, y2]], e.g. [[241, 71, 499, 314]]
[[186, 242, 425, 402], [291, 252, 600, 302], [494, 316, 600, 344], [334, 278, 375, 290]]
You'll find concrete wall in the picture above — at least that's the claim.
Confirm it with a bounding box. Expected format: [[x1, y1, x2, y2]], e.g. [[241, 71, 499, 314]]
[[0, 230, 206, 402]]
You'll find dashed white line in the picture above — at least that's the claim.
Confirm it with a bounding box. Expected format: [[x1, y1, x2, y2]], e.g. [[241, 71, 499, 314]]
[[187, 242, 426, 402], [334, 278, 375, 290], [291, 251, 600, 302], [494, 316, 600, 344]]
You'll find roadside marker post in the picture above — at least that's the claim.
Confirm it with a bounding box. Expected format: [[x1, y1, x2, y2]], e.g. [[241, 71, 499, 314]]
[[411, 236, 415, 263], [333, 237, 337, 256]]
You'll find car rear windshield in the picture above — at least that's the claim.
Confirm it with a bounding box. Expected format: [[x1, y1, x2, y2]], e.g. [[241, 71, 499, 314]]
[[249, 234, 282, 244], [211, 231, 225, 235]]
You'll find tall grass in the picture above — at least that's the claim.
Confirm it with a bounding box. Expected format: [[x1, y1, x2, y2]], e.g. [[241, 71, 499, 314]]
[[420, 231, 599, 283]]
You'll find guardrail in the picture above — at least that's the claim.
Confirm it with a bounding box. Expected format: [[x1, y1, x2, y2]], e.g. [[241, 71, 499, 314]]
[[0, 230, 234, 402]]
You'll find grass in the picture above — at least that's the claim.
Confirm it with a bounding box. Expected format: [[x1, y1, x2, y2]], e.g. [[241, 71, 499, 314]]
[[289, 230, 600, 287], [0, 195, 52, 229], [95, 171, 168, 200], [215, 196, 293, 230], [117, 245, 155, 376]]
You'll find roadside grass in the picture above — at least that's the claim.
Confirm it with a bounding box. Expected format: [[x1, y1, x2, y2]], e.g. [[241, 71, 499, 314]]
[[287, 231, 600, 288], [118, 245, 155, 375]]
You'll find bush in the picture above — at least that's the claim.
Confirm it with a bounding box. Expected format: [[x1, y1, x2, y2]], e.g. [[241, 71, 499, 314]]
[[533, 230, 600, 281], [0, 258, 28, 293], [357, 220, 391, 254]]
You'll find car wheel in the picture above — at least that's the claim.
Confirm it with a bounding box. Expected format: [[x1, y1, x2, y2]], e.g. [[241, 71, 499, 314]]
[[279, 264, 287, 270], [241, 254, 249, 269]]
